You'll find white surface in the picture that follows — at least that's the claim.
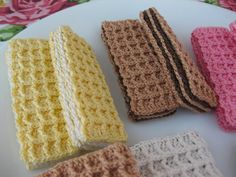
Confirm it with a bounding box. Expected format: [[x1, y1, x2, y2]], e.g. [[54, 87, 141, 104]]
[[0, 0, 235, 176]]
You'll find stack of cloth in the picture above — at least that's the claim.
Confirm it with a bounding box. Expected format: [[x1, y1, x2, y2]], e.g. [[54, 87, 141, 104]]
[[7, 26, 127, 169], [102, 7, 217, 121], [49, 26, 127, 148], [37, 131, 223, 177], [191, 21, 236, 131]]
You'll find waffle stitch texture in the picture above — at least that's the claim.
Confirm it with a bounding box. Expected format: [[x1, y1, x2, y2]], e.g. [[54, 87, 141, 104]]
[[7, 39, 78, 169], [191, 23, 236, 131], [140, 8, 217, 112], [102, 20, 179, 120], [49, 26, 127, 148], [37, 143, 141, 177], [130, 131, 223, 177]]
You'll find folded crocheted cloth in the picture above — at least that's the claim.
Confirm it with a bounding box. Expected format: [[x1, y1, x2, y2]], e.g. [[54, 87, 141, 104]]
[[49, 26, 127, 148], [102, 20, 178, 120], [191, 22, 236, 131], [102, 7, 217, 121], [130, 131, 223, 177], [37, 143, 141, 177], [6, 39, 78, 169], [140, 8, 217, 113]]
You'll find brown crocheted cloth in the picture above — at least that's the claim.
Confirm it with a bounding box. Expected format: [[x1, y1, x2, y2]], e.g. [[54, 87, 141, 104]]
[[102, 20, 179, 120], [102, 8, 217, 118], [140, 8, 217, 112]]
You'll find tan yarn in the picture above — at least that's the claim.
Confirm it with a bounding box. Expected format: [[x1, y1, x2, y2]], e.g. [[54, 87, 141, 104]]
[[37, 143, 141, 177], [102, 20, 179, 120], [102, 8, 217, 116], [140, 8, 217, 112]]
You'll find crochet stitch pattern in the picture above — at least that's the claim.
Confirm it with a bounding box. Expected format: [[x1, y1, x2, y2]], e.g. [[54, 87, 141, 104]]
[[101, 8, 217, 121], [192, 25, 236, 131], [130, 131, 223, 177], [37, 143, 141, 177], [7, 39, 78, 169], [49, 26, 127, 148], [102, 20, 179, 120], [140, 8, 217, 112]]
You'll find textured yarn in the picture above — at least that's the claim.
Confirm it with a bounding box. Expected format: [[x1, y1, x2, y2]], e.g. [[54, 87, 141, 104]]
[[102, 20, 179, 120], [192, 23, 236, 131], [37, 143, 141, 177], [131, 131, 223, 177], [7, 39, 78, 169], [50, 26, 127, 148]]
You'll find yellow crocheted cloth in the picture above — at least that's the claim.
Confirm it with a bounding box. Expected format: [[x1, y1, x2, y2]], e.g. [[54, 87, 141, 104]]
[[7, 39, 78, 169], [50, 26, 127, 148]]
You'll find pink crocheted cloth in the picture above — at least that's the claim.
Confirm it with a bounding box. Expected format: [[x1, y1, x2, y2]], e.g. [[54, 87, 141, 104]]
[[191, 22, 236, 131], [219, 0, 236, 12]]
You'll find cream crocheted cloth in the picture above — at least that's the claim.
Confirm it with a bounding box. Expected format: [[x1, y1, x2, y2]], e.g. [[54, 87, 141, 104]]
[[7, 39, 78, 169], [130, 131, 223, 177], [49, 26, 127, 149]]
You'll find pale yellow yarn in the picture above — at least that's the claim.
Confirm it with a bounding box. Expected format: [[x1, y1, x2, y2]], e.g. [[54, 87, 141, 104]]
[[49, 26, 127, 147], [7, 39, 78, 169]]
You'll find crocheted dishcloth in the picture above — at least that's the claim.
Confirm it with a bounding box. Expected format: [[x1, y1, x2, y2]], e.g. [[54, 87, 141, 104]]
[[102, 20, 178, 120], [37, 143, 141, 177], [101, 8, 217, 117], [49, 26, 127, 148], [130, 131, 223, 177], [191, 24, 236, 131], [7, 39, 78, 169], [140, 8, 217, 112]]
